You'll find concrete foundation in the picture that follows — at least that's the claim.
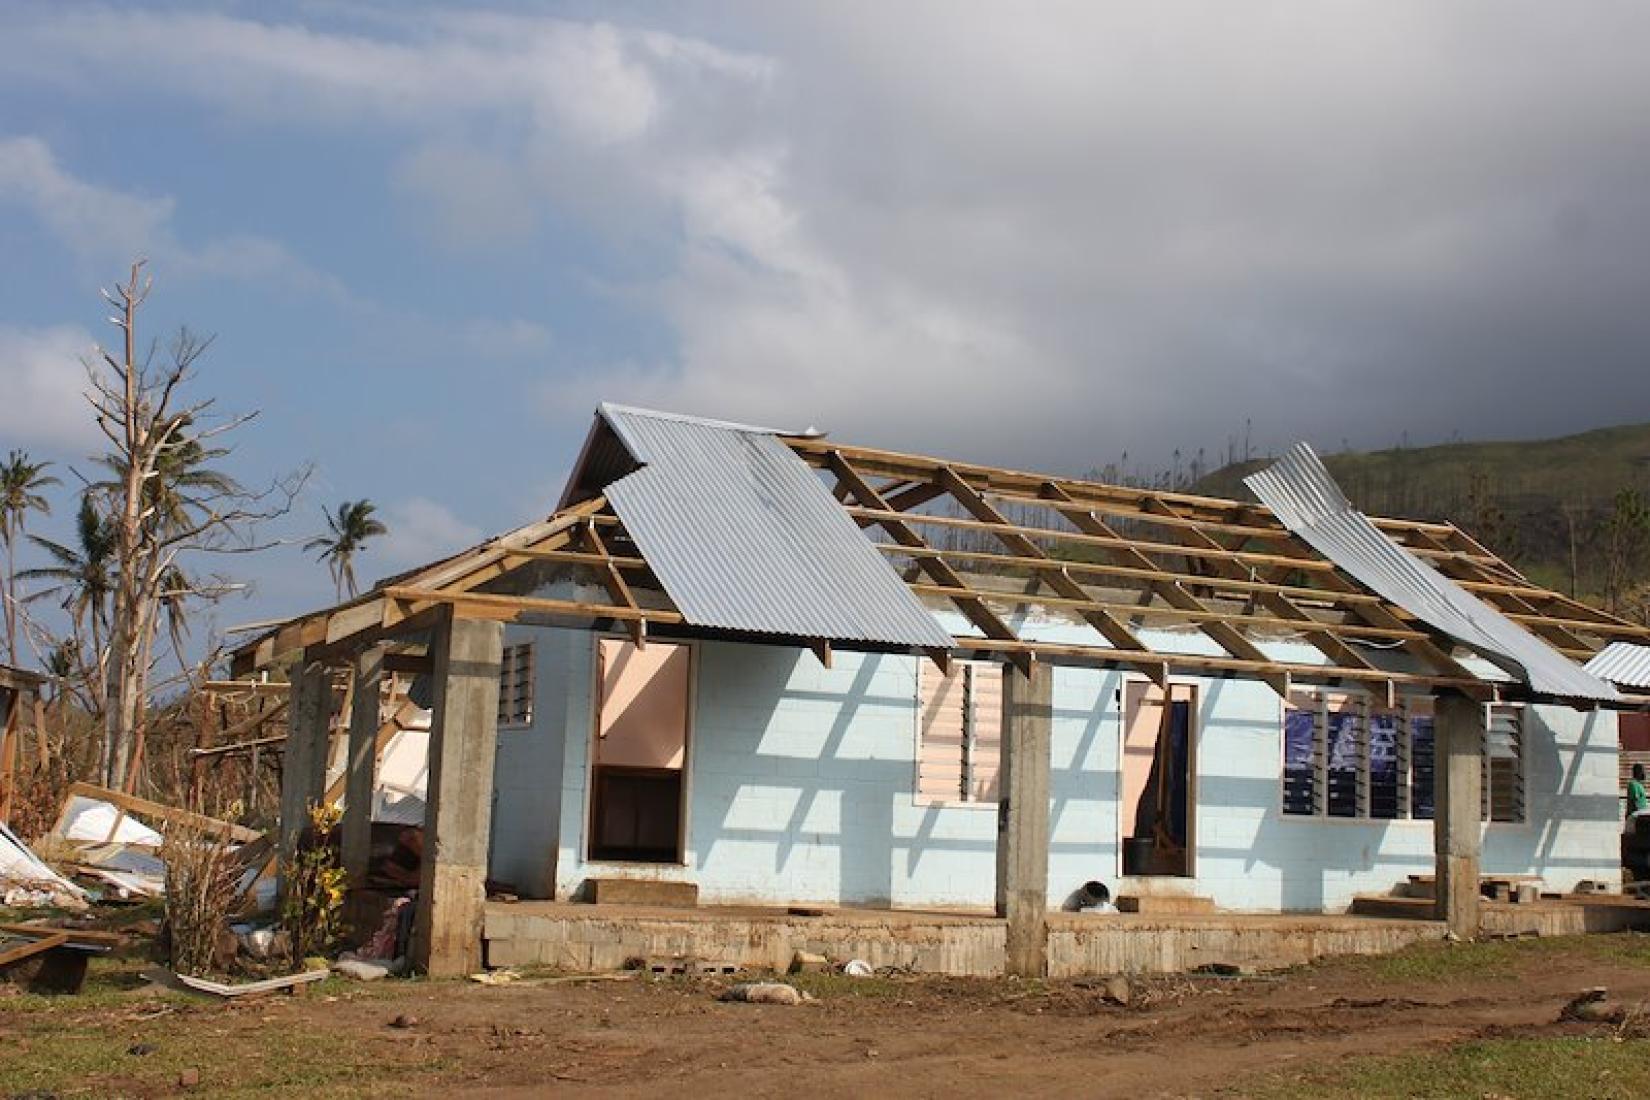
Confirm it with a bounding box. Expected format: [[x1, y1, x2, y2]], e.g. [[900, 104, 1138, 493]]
[[1351, 895, 1650, 937], [483, 902, 1458, 978]]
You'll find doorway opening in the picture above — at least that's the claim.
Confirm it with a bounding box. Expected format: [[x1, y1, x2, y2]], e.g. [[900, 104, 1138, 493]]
[[589, 639, 690, 863], [1121, 681, 1196, 877]]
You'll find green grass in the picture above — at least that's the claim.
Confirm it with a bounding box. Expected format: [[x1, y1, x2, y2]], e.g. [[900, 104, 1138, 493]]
[[1343, 933, 1650, 984], [1247, 1038, 1650, 1099]]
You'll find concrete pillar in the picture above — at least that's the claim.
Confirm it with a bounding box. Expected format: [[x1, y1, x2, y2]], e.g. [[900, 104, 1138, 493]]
[[412, 614, 504, 977], [341, 646, 386, 889], [1433, 690, 1484, 940], [279, 661, 332, 868], [995, 660, 1053, 978]]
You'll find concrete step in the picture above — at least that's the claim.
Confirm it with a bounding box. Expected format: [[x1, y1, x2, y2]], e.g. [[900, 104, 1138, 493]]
[[1115, 894, 1215, 915], [588, 878, 699, 907]]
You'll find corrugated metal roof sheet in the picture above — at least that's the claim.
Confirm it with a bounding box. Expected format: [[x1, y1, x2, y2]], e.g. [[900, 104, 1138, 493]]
[[1245, 442, 1618, 703], [595, 404, 954, 649], [1585, 642, 1650, 690]]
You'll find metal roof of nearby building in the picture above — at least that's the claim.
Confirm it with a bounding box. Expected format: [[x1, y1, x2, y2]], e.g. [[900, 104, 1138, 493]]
[[1585, 642, 1650, 690], [595, 404, 954, 649], [1245, 442, 1619, 703]]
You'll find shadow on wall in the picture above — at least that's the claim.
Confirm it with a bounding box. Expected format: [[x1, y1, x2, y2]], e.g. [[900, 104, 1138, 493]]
[[688, 648, 1123, 908]]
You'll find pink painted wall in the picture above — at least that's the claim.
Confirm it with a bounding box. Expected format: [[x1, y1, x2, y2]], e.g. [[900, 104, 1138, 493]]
[[596, 639, 689, 770]]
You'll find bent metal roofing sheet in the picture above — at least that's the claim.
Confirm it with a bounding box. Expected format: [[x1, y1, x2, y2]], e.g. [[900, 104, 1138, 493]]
[[1245, 442, 1618, 703], [1586, 642, 1650, 691], [595, 403, 953, 649]]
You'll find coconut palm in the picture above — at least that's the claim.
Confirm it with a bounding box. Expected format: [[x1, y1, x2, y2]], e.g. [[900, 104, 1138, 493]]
[[305, 500, 388, 601], [21, 496, 118, 677], [0, 450, 60, 663]]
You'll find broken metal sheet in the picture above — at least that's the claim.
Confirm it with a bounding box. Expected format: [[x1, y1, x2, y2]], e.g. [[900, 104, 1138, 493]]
[[1245, 442, 1617, 703], [0, 822, 88, 908], [595, 404, 954, 649], [1585, 642, 1650, 690]]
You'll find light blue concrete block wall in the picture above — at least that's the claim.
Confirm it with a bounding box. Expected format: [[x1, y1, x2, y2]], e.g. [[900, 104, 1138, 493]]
[[487, 623, 1623, 911]]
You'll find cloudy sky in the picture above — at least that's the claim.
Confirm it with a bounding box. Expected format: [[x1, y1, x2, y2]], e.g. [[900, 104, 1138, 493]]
[[3, 1, 1649, 636]]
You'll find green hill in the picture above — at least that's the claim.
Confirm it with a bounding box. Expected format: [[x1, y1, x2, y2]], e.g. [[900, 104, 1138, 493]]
[[1194, 422, 1650, 594]]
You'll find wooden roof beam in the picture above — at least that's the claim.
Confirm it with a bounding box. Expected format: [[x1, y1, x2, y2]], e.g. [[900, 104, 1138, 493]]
[[1025, 480, 1289, 698], [935, 467, 1175, 687], [826, 451, 1033, 677]]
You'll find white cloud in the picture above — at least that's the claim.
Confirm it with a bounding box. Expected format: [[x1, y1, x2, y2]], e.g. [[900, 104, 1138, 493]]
[[0, 323, 97, 448], [0, 134, 348, 299], [376, 497, 485, 569], [0, 136, 171, 260], [8, 4, 1650, 467]]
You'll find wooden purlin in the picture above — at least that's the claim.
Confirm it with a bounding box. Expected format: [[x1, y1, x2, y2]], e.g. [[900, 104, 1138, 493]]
[[826, 450, 1035, 677], [931, 467, 1184, 689], [1130, 490, 1376, 673]]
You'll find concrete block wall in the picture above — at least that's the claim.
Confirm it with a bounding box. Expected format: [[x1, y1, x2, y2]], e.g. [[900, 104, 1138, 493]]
[[487, 623, 573, 898], [487, 618, 1623, 913]]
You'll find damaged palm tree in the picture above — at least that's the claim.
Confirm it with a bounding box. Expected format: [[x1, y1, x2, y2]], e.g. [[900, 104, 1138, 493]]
[[86, 261, 310, 792]]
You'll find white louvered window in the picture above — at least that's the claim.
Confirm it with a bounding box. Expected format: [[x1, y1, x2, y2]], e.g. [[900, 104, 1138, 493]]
[[497, 642, 534, 727], [1483, 706, 1526, 824], [917, 661, 1002, 803]]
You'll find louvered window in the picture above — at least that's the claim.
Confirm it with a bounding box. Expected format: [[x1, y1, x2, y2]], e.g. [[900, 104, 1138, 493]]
[[497, 642, 534, 727], [917, 661, 1002, 803], [1283, 692, 1418, 821], [1483, 706, 1526, 824]]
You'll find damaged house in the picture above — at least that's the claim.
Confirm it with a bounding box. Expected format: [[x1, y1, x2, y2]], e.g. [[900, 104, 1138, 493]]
[[233, 405, 1650, 978]]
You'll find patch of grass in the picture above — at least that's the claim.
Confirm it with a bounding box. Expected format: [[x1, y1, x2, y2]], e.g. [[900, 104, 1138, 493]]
[[784, 970, 922, 1000], [1246, 1037, 1650, 1099], [1344, 933, 1650, 984], [0, 1008, 453, 1098]]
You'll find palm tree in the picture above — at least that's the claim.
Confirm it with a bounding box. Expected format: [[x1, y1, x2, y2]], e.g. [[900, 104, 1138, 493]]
[[0, 450, 60, 664], [305, 500, 388, 601], [21, 496, 118, 688]]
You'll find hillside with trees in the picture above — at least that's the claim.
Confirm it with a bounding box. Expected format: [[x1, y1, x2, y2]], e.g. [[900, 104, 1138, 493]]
[[1194, 423, 1650, 619]]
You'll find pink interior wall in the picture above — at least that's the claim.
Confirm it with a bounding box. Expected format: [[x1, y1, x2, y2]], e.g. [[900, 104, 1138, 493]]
[[597, 639, 689, 770]]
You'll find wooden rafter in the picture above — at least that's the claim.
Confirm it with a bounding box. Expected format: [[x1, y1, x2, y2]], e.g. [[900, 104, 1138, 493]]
[[827, 450, 1034, 676], [934, 467, 1179, 687], [227, 418, 1650, 707]]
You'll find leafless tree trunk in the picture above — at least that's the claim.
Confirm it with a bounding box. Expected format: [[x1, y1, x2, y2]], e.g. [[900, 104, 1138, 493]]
[[87, 262, 309, 791]]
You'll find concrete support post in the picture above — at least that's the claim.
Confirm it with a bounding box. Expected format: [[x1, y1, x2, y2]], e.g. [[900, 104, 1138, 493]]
[[412, 613, 504, 977], [279, 661, 331, 869], [995, 660, 1053, 978], [1433, 690, 1484, 940], [341, 645, 386, 889]]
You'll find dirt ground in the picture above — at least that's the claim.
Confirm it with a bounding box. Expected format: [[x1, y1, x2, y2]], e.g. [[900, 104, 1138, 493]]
[[7, 932, 1650, 1098]]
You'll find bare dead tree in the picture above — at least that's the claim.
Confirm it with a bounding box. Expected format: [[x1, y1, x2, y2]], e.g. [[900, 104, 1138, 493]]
[[86, 261, 310, 791]]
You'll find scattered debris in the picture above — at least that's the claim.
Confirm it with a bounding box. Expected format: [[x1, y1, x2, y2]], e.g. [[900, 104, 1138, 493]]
[[720, 982, 807, 1005], [1102, 976, 1131, 1006], [0, 820, 89, 910], [143, 964, 329, 1000], [0, 923, 117, 994], [336, 954, 404, 982], [178, 1068, 201, 1089], [128, 1042, 157, 1057], [469, 967, 519, 986], [389, 1013, 418, 1029], [1561, 986, 1625, 1024], [842, 959, 874, 978], [790, 950, 828, 974]]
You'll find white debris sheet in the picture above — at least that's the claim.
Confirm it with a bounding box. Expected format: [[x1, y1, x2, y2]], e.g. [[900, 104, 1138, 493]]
[[55, 795, 165, 846], [0, 820, 89, 908]]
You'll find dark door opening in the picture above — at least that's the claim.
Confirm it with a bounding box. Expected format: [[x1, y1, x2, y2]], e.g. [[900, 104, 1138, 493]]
[[1121, 682, 1196, 877]]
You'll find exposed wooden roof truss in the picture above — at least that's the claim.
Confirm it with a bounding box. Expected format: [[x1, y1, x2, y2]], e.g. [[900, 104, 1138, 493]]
[[231, 431, 1650, 705]]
